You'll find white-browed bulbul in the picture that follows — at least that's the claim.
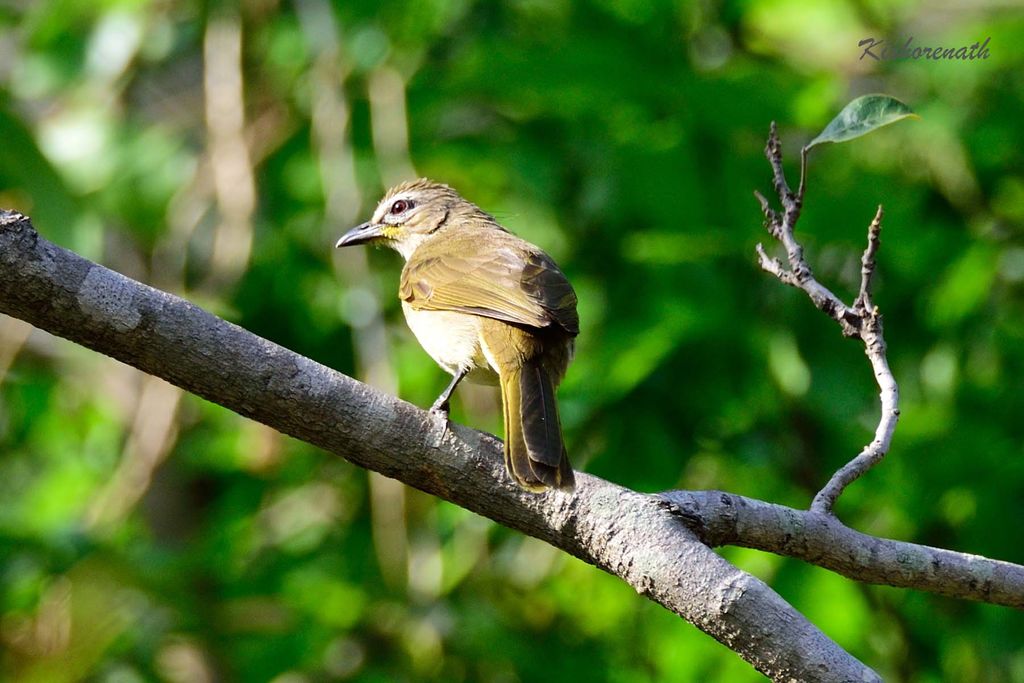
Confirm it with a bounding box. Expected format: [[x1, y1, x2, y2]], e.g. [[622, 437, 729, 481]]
[[335, 179, 577, 491]]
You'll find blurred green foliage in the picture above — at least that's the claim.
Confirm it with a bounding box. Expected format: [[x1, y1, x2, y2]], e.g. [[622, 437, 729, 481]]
[[1, 1, 1023, 681]]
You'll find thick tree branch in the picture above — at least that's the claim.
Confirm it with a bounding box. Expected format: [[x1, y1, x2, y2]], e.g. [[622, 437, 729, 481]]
[[0, 211, 879, 682], [662, 491, 1024, 609], [755, 123, 900, 514]]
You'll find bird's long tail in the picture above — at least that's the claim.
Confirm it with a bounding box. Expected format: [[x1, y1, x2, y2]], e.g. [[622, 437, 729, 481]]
[[500, 358, 575, 491]]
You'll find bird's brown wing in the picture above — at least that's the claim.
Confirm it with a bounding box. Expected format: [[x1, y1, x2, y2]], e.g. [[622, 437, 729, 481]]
[[400, 243, 579, 335]]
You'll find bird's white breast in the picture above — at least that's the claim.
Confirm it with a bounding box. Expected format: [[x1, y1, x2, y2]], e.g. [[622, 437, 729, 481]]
[[401, 303, 498, 383]]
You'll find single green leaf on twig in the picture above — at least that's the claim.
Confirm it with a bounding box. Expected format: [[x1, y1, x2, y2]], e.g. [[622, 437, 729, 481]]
[[806, 94, 918, 151]]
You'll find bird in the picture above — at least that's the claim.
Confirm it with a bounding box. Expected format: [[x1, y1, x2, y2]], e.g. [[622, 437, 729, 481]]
[[335, 179, 578, 492]]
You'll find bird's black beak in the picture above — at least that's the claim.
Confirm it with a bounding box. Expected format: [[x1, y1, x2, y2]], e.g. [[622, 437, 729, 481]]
[[335, 222, 384, 248]]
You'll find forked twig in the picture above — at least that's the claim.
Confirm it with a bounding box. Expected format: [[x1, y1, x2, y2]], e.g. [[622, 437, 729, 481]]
[[755, 123, 900, 515]]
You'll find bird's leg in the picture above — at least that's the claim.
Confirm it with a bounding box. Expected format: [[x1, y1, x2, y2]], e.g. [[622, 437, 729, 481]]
[[430, 368, 468, 418]]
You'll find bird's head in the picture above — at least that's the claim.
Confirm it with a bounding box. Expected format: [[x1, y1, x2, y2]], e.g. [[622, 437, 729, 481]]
[[336, 179, 485, 260]]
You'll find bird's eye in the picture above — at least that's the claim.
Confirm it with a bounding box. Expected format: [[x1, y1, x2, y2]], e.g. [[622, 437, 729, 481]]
[[390, 199, 411, 215]]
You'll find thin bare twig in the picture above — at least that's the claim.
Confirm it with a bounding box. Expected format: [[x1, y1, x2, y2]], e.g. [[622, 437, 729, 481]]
[[813, 207, 900, 512], [754, 123, 900, 514]]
